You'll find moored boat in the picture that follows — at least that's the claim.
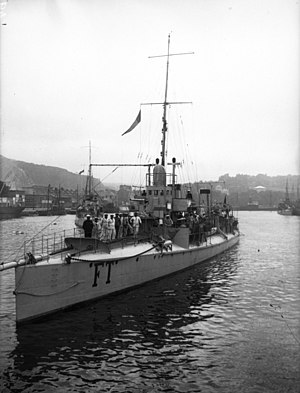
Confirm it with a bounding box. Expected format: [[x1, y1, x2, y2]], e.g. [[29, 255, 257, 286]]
[[277, 203, 293, 215], [277, 179, 293, 215], [0, 181, 25, 219], [75, 142, 103, 228], [291, 185, 300, 216], [0, 205, 25, 219], [0, 36, 240, 324]]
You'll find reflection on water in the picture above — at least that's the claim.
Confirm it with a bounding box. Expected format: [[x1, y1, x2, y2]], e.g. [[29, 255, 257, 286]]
[[0, 213, 299, 392]]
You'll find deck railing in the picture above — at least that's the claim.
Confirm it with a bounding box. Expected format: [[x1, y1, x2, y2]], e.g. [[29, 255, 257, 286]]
[[23, 228, 83, 257]]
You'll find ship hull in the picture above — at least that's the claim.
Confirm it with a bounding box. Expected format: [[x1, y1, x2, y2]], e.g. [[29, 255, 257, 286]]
[[15, 233, 239, 324], [277, 209, 293, 216], [0, 206, 25, 219]]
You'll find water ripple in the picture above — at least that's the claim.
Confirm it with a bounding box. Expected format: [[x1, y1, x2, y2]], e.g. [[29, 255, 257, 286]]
[[0, 213, 300, 392]]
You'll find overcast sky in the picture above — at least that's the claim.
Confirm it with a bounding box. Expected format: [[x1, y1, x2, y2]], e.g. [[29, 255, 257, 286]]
[[1, 0, 299, 186]]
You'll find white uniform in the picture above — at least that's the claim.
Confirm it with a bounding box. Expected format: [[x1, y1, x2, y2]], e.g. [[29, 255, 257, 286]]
[[131, 215, 142, 237]]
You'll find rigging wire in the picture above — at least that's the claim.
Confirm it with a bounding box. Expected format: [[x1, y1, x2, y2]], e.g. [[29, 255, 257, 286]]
[[1, 215, 61, 265], [168, 104, 191, 185], [93, 167, 119, 192]]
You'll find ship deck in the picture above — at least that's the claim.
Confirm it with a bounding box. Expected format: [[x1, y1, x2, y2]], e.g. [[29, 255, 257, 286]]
[[32, 233, 236, 267]]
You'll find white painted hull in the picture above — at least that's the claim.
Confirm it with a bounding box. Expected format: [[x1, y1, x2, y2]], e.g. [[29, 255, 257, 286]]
[[15, 233, 239, 323]]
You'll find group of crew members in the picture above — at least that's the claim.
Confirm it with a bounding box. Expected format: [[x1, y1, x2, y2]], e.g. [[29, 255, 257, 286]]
[[82, 212, 142, 241], [82, 200, 236, 243], [162, 201, 236, 239], [171, 202, 237, 236]]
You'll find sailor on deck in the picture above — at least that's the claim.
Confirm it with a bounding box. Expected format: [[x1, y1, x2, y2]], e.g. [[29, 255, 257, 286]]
[[92, 217, 101, 238], [83, 215, 93, 238], [109, 214, 116, 240], [130, 212, 142, 239], [101, 214, 109, 241]]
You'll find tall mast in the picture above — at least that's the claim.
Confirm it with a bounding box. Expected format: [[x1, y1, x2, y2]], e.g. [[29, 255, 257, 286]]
[[88, 141, 92, 195], [285, 178, 290, 202], [161, 35, 171, 167], [145, 37, 194, 167]]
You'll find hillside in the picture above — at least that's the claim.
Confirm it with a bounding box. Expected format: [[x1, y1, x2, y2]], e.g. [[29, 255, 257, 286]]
[[1, 155, 299, 204], [0, 155, 99, 191], [218, 173, 300, 192]]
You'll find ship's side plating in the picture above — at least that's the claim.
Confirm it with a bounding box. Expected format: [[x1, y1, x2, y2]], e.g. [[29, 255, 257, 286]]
[[15, 232, 239, 323]]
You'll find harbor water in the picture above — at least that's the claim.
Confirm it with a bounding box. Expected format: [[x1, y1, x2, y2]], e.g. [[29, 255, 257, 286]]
[[0, 212, 299, 392]]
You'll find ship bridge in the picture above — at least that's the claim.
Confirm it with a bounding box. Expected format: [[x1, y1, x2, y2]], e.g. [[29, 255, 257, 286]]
[[144, 160, 189, 219]]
